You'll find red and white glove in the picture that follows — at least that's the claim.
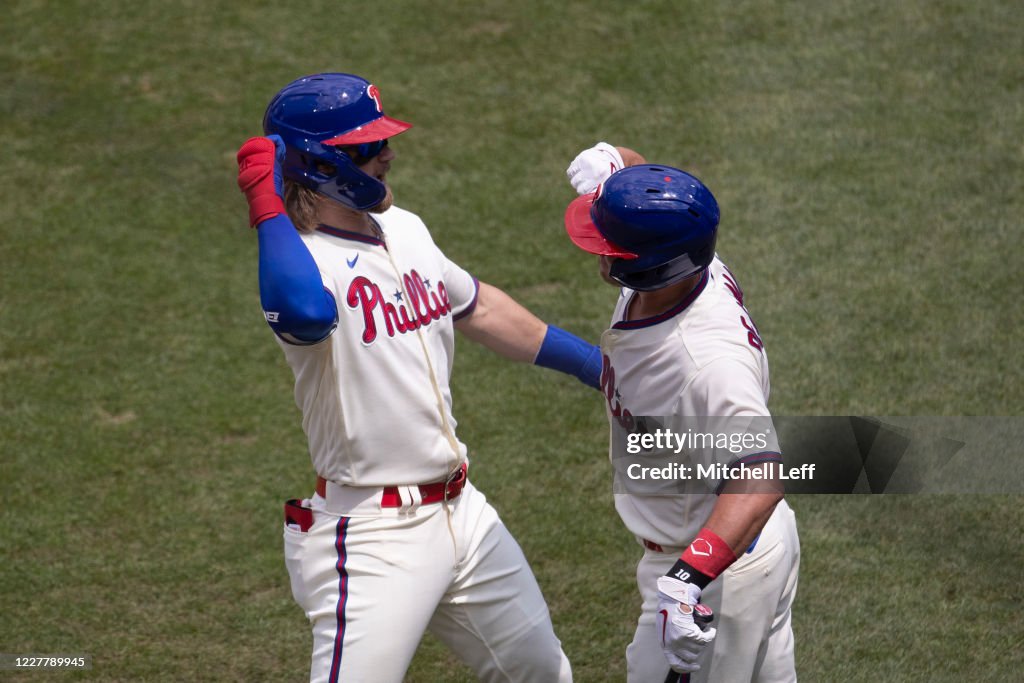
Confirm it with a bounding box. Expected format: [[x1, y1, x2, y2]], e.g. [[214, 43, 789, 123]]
[[236, 135, 286, 227], [565, 142, 625, 195], [655, 575, 716, 674]]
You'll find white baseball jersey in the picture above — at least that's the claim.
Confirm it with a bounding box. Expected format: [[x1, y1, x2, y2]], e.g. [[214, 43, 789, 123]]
[[599, 256, 782, 548], [599, 255, 799, 683], [276, 205, 478, 487], [275, 205, 573, 683]]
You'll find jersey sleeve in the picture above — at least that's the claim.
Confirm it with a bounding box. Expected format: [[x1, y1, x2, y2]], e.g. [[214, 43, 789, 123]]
[[672, 357, 782, 492], [440, 255, 480, 321]]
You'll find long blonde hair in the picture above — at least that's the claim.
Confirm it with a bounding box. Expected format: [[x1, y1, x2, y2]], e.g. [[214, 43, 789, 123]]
[[284, 181, 320, 234]]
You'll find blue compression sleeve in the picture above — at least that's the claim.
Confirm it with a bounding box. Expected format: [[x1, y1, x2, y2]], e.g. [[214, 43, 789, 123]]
[[257, 214, 338, 344], [534, 325, 602, 389]]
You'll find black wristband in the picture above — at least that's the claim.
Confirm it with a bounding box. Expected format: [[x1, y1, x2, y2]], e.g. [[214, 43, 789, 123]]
[[665, 558, 712, 589]]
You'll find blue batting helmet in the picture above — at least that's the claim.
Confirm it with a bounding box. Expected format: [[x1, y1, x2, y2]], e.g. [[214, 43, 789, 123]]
[[263, 73, 411, 210], [564, 165, 720, 291]]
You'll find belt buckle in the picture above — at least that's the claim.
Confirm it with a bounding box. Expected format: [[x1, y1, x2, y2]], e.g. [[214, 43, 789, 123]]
[[444, 462, 467, 502]]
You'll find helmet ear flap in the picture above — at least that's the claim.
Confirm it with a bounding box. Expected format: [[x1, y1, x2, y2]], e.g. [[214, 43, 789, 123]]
[[279, 140, 331, 189], [278, 138, 385, 210], [609, 239, 716, 291]]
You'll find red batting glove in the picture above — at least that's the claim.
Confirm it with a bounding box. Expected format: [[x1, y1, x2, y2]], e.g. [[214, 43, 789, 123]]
[[237, 136, 286, 227]]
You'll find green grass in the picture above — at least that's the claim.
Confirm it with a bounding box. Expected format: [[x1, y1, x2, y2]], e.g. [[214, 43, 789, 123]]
[[2, 0, 1022, 680]]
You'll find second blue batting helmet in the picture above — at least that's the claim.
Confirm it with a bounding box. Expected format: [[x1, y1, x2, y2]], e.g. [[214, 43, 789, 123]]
[[263, 73, 411, 210], [564, 165, 720, 291]]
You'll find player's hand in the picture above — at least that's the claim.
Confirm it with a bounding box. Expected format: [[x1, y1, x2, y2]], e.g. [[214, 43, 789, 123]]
[[655, 575, 716, 674], [566, 142, 624, 195], [237, 134, 287, 227]]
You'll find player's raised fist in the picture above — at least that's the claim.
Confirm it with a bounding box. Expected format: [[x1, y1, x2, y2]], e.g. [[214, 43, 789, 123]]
[[566, 142, 625, 195], [237, 135, 286, 227]]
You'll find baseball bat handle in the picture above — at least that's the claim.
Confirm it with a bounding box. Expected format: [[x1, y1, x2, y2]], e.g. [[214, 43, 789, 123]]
[[663, 604, 714, 683]]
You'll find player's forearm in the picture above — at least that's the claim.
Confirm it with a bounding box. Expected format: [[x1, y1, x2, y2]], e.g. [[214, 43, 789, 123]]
[[456, 282, 601, 388], [664, 464, 782, 590], [258, 214, 338, 342], [702, 488, 783, 557], [455, 282, 547, 362], [616, 146, 647, 167]]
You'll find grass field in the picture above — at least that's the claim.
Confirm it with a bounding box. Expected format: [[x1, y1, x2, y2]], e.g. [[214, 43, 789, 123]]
[[2, 0, 1022, 681]]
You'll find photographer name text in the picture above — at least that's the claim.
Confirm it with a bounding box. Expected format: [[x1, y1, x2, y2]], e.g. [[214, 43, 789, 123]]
[[626, 462, 816, 481]]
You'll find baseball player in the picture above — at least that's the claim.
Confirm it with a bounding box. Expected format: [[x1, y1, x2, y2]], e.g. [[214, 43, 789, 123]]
[[235, 73, 602, 683], [563, 144, 801, 682]]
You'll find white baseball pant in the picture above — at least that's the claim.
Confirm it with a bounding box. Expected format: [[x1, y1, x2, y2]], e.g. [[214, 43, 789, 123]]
[[626, 499, 800, 683], [283, 480, 572, 683]]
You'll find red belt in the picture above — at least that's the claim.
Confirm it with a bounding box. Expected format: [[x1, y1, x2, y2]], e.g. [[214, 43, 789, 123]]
[[643, 539, 666, 552], [314, 462, 468, 507]]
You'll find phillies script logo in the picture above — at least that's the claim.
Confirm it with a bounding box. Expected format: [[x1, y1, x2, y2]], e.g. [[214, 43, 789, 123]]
[[346, 270, 451, 344], [601, 353, 635, 431]]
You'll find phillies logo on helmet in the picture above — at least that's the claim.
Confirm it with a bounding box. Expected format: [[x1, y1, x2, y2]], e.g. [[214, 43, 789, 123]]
[[367, 84, 383, 113], [690, 537, 713, 557]]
